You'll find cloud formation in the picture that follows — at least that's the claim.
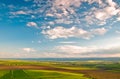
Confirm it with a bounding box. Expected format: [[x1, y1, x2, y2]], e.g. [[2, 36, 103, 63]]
[[52, 44, 120, 57], [8, 0, 120, 40], [22, 48, 36, 53], [91, 28, 107, 35], [42, 26, 107, 39], [59, 41, 76, 44], [1, 0, 120, 58], [42, 26, 92, 39], [11, 10, 27, 15], [27, 22, 38, 28]]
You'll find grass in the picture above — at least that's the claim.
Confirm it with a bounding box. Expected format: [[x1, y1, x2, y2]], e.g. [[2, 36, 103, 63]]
[[26, 70, 91, 79], [0, 60, 120, 79], [0, 71, 9, 77], [0, 70, 31, 79], [0, 70, 90, 79]]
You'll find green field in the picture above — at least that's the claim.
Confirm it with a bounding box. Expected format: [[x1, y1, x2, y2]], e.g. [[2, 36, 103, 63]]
[[0, 70, 90, 79], [0, 60, 120, 79]]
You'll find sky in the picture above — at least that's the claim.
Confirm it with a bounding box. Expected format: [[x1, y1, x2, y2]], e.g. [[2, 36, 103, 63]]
[[0, 0, 120, 58]]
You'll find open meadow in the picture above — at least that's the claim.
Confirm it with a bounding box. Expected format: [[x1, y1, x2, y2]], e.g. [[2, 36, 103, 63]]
[[0, 59, 120, 79]]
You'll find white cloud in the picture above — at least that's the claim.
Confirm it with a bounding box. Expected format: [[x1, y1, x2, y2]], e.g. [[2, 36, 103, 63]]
[[115, 37, 120, 40], [42, 26, 107, 39], [22, 48, 36, 52], [59, 41, 76, 44], [107, 0, 116, 7], [42, 26, 92, 39], [116, 30, 120, 34], [117, 17, 120, 21], [94, 6, 119, 21], [27, 22, 38, 27], [91, 28, 107, 35], [86, 0, 103, 5], [46, 13, 54, 17], [41, 25, 51, 30], [11, 11, 27, 15], [81, 0, 120, 25], [55, 19, 73, 24], [45, 0, 82, 25], [9, 0, 120, 28], [53, 44, 120, 57], [1, 44, 120, 58], [48, 22, 55, 25], [95, 11, 107, 21], [56, 45, 98, 54], [53, 0, 81, 8]]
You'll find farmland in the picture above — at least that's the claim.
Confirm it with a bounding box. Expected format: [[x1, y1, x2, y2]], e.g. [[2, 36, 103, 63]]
[[0, 70, 90, 79], [0, 59, 120, 79]]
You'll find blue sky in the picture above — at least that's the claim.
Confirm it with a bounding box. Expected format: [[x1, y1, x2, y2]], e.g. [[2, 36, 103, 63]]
[[0, 0, 120, 58]]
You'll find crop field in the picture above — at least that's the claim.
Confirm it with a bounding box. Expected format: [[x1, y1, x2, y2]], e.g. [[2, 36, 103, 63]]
[[0, 60, 120, 79], [0, 70, 90, 79]]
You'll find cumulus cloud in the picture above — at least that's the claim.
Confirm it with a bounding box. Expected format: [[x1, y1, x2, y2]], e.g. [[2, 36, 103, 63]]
[[11, 10, 27, 15], [85, 0, 120, 25], [3, 0, 120, 58], [94, 6, 119, 21], [9, 0, 120, 33], [27, 22, 38, 28], [91, 28, 107, 35], [42, 26, 107, 39], [53, 44, 120, 57], [22, 48, 36, 52], [26, 42, 120, 58], [52, 0, 119, 24], [9, 0, 120, 27], [54, 0, 81, 8], [42, 26, 92, 39]]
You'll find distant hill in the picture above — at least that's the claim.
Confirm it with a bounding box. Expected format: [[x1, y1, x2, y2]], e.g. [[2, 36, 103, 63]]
[[1, 57, 120, 61]]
